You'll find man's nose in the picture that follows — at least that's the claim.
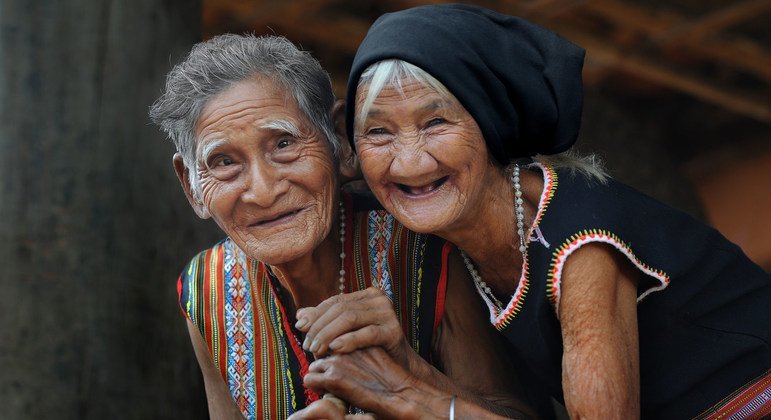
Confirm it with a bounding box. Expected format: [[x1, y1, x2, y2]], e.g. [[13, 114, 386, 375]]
[[241, 160, 288, 207]]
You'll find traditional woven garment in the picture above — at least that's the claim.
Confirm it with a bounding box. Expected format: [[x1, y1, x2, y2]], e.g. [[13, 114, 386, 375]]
[[480, 163, 771, 419], [178, 192, 449, 419]]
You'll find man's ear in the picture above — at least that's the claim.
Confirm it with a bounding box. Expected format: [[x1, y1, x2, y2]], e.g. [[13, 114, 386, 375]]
[[173, 153, 210, 219], [332, 99, 360, 181]]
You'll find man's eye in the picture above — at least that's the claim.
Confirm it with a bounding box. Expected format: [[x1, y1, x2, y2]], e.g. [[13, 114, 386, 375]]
[[367, 127, 389, 136], [277, 139, 293, 149], [211, 156, 234, 167]]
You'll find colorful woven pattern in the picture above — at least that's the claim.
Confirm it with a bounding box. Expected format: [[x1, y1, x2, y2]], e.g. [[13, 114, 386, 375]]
[[695, 370, 771, 420]]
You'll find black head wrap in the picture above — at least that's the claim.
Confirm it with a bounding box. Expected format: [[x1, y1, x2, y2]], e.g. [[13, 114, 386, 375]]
[[345, 4, 585, 165]]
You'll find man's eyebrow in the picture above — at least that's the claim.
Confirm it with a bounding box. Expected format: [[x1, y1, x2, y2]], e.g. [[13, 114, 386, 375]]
[[260, 119, 302, 137], [197, 139, 228, 165]]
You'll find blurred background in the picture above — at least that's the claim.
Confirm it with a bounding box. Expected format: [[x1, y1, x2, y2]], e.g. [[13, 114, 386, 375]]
[[0, 0, 768, 418]]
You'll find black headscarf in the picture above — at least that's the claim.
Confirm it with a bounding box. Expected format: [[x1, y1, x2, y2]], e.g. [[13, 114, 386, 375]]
[[345, 4, 585, 165]]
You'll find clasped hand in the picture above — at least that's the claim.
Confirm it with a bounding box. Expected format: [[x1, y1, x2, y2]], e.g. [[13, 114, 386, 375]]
[[288, 287, 426, 419]]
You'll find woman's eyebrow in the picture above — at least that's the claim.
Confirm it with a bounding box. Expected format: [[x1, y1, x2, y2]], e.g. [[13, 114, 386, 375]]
[[368, 99, 452, 118], [423, 99, 452, 111]]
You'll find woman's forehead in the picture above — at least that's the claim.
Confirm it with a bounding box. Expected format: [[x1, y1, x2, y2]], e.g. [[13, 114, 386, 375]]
[[356, 81, 461, 120]]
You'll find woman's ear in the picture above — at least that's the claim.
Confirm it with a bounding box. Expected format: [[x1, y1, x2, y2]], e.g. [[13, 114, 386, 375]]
[[332, 99, 360, 182], [173, 153, 210, 219]]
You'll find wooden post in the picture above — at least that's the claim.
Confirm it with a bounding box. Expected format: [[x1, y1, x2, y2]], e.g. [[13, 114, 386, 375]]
[[0, 0, 220, 417]]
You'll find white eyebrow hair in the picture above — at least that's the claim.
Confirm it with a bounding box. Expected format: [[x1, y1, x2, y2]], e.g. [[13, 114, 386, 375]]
[[197, 139, 228, 166], [260, 119, 302, 137]]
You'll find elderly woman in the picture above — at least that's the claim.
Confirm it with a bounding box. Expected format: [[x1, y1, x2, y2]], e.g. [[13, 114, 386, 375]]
[[293, 4, 771, 420], [149, 34, 533, 419]]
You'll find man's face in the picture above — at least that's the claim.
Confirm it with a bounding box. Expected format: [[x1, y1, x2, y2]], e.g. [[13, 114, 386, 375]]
[[193, 75, 338, 264]]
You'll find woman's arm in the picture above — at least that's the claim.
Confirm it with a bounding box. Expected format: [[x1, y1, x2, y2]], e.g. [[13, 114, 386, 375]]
[[430, 249, 539, 417], [558, 243, 641, 419], [185, 319, 245, 420]]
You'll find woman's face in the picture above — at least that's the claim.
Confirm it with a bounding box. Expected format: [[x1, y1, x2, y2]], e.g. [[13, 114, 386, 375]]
[[193, 75, 338, 264], [354, 80, 496, 235]]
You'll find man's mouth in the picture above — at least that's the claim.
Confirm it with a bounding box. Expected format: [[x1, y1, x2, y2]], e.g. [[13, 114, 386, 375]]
[[396, 176, 449, 196], [250, 208, 305, 228]]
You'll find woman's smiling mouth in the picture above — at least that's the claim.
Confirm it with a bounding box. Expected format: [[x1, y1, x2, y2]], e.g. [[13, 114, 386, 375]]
[[396, 176, 449, 196]]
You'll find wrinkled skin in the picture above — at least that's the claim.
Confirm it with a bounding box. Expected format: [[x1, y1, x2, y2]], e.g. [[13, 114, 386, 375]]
[[295, 287, 412, 367], [352, 80, 529, 297], [176, 75, 339, 266], [353, 80, 502, 238], [294, 347, 438, 420]]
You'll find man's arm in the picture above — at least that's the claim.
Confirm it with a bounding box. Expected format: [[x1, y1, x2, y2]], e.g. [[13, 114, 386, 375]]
[[185, 319, 245, 420]]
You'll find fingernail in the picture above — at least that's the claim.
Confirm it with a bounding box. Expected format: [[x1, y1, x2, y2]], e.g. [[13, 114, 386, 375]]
[[302, 336, 310, 350], [295, 318, 307, 329], [309, 339, 319, 353]]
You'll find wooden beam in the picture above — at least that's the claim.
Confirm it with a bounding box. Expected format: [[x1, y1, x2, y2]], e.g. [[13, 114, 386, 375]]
[[669, 0, 771, 42], [581, 0, 771, 82], [568, 31, 771, 123]]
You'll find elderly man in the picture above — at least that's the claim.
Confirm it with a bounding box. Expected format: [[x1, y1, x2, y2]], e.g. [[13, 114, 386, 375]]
[[149, 34, 534, 419]]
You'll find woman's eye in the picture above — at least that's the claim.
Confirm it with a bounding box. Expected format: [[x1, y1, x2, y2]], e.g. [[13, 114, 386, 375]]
[[367, 127, 389, 136], [426, 117, 446, 127]]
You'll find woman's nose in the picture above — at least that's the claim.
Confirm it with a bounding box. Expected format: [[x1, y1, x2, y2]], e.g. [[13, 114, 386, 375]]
[[241, 161, 288, 207], [389, 141, 439, 180]]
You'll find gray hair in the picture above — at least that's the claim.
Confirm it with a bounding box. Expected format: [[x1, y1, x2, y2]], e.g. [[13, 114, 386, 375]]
[[357, 59, 607, 182], [149, 34, 338, 200]]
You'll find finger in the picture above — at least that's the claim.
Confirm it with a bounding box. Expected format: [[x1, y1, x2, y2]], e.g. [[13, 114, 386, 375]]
[[303, 294, 393, 355], [307, 302, 396, 357], [304, 357, 345, 392], [345, 414, 377, 420], [287, 399, 346, 420], [322, 393, 348, 414], [327, 324, 397, 355], [296, 289, 375, 332]]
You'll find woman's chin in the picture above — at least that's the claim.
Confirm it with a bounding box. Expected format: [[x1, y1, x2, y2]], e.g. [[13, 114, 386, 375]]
[[392, 208, 455, 235]]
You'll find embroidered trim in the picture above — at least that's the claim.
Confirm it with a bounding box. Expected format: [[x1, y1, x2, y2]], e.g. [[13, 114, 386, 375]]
[[546, 229, 670, 315], [486, 163, 557, 330], [529, 162, 558, 232], [694, 369, 771, 420], [491, 259, 531, 330]]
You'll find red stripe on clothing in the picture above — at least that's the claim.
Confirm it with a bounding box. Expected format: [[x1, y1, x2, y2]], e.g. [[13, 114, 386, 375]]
[[433, 242, 453, 332]]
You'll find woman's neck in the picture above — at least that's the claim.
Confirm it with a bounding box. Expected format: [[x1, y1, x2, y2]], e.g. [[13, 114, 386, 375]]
[[270, 218, 343, 314], [439, 165, 543, 297]]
